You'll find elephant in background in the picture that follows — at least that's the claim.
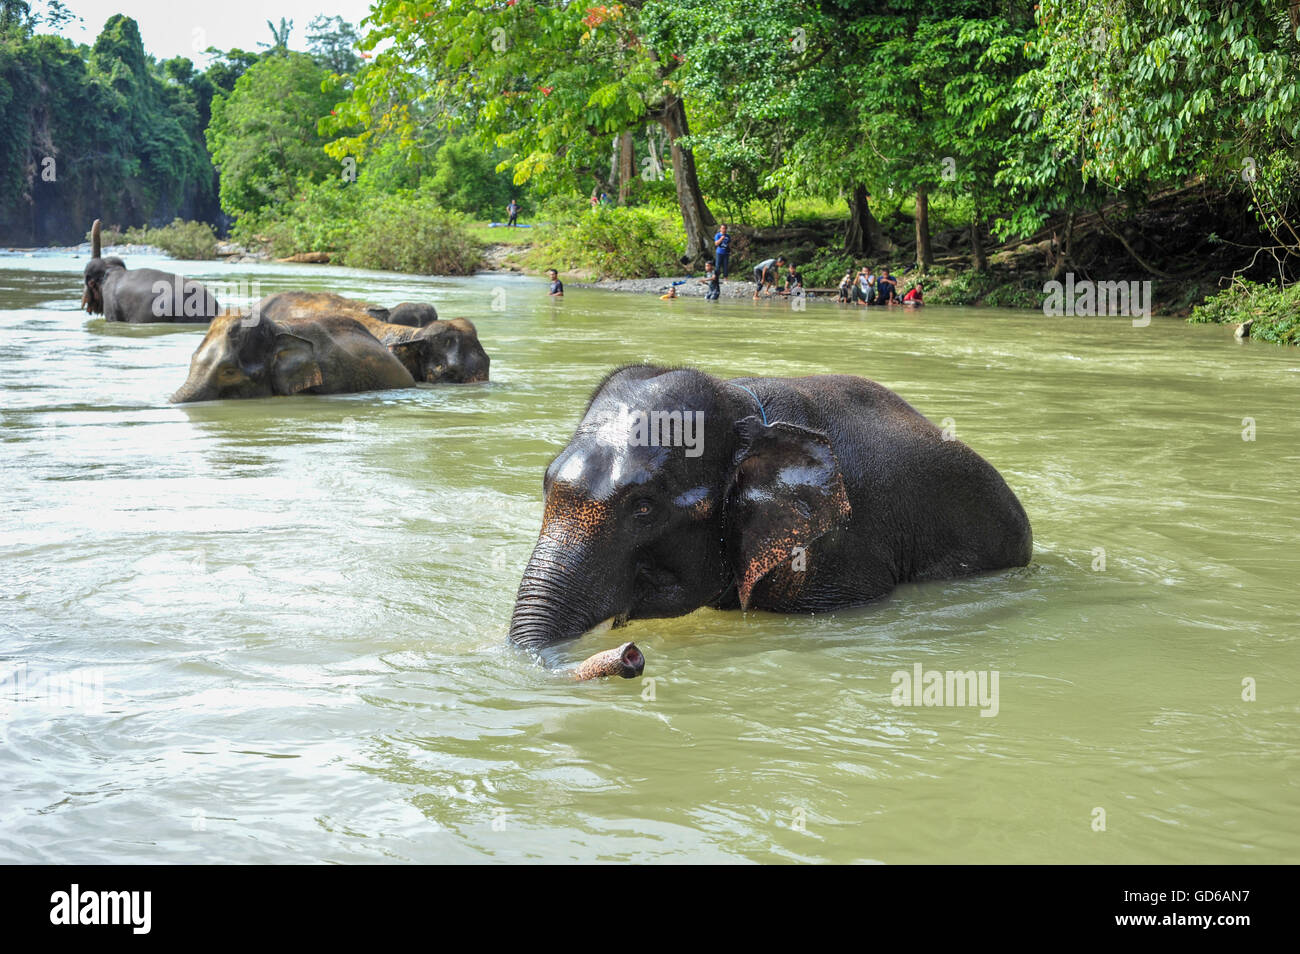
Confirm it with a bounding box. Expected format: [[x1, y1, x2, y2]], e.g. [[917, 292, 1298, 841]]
[[365, 302, 440, 327], [81, 219, 222, 323], [508, 365, 1032, 656], [169, 310, 416, 403], [260, 292, 489, 384]]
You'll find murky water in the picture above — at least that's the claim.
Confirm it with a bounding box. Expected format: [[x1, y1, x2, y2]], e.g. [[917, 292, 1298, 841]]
[[1, 251, 1296, 863]]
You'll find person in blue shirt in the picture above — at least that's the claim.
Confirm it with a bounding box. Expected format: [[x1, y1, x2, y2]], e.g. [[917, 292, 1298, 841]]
[[713, 224, 732, 278], [547, 268, 563, 297], [877, 268, 898, 304], [506, 199, 520, 227]]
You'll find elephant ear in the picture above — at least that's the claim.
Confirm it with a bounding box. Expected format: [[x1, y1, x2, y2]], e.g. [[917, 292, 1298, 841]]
[[271, 333, 323, 394], [724, 417, 853, 610]]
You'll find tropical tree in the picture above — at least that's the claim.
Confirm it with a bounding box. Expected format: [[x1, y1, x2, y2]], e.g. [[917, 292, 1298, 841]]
[[206, 51, 337, 218], [330, 1, 719, 258]]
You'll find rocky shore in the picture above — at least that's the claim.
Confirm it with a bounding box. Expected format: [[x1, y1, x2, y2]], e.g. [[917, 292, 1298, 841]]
[[573, 274, 839, 301]]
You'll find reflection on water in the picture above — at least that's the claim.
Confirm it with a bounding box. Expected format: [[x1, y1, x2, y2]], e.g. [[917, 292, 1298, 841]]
[[0, 252, 1297, 862]]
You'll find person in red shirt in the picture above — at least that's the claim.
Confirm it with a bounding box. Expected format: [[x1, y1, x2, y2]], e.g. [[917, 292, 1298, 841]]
[[902, 283, 924, 306]]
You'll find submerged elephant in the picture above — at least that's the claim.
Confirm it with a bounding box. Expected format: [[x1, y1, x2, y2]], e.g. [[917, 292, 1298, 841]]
[[366, 302, 440, 327], [508, 365, 1033, 665], [169, 310, 415, 403], [81, 219, 222, 323], [259, 291, 489, 384]]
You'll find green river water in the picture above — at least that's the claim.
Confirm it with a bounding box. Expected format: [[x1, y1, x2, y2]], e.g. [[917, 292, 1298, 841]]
[[0, 253, 1296, 863]]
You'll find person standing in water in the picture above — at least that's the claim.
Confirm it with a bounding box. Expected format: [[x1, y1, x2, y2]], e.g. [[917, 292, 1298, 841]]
[[547, 268, 564, 297], [699, 262, 721, 300]]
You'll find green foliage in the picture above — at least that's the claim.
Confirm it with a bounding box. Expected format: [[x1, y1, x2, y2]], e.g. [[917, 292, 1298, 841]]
[[799, 248, 857, 289], [206, 51, 338, 219], [526, 204, 686, 280], [0, 14, 216, 244], [925, 268, 1043, 309], [1188, 280, 1300, 346], [341, 194, 481, 275], [306, 14, 361, 75], [423, 136, 518, 217], [122, 218, 218, 259], [238, 181, 482, 276]]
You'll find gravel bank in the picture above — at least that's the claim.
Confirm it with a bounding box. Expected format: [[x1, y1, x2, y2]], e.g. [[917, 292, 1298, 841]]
[[574, 274, 840, 302]]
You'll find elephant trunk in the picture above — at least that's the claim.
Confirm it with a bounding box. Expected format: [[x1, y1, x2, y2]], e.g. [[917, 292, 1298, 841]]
[[169, 375, 213, 405], [508, 539, 622, 651], [91, 219, 101, 259]]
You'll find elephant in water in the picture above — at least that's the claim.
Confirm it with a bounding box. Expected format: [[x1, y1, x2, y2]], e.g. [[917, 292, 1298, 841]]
[[365, 302, 440, 327], [169, 310, 416, 403], [259, 291, 489, 384], [508, 365, 1032, 665], [81, 219, 222, 323]]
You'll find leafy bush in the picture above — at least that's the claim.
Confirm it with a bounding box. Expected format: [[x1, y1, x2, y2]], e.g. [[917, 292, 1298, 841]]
[[799, 247, 857, 288], [525, 203, 685, 279], [233, 184, 483, 275], [923, 268, 1040, 309], [1189, 279, 1300, 346], [122, 218, 218, 259], [340, 195, 482, 275], [240, 179, 363, 257]]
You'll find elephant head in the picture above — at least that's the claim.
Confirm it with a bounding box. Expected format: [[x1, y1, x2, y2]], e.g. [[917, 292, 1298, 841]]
[[507, 366, 852, 651], [389, 317, 490, 384], [385, 302, 440, 327], [81, 219, 125, 316], [169, 314, 323, 403]]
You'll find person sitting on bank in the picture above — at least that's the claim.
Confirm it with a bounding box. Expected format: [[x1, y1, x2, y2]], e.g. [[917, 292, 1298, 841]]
[[902, 283, 924, 306], [547, 268, 564, 297], [853, 266, 872, 305], [837, 272, 853, 303], [699, 261, 721, 300], [779, 262, 804, 296], [877, 268, 898, 304], [752, 256, 785, 299]]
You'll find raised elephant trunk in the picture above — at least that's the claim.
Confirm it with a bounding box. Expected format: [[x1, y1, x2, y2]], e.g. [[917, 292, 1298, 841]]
[[91, 219, 101, 259]]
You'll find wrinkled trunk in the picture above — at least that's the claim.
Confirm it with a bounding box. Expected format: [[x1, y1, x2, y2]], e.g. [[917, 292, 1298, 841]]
[[91, 218, 101, 259], [507, 539, 624, 652], [914, 187, 933, 270], [169, 376, 213, 405], [653, 95, 716, 262]]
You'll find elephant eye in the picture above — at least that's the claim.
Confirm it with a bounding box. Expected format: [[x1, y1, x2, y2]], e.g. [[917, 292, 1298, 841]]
[[632, 498, 655, 520]]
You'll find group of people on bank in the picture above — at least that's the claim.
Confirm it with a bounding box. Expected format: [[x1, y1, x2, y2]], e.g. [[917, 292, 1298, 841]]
[[837, 266, 924, 306], [711, 222, 924, 304]]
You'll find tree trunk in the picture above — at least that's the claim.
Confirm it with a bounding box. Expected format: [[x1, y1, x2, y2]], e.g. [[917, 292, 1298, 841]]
[[617, 130, 634, 205], [844, 184, 876, 256], [654, 95, 716, 261], [1052, 210, 1076, 281], [970, 216, 987, 272], [914, 187, 933, 270]]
